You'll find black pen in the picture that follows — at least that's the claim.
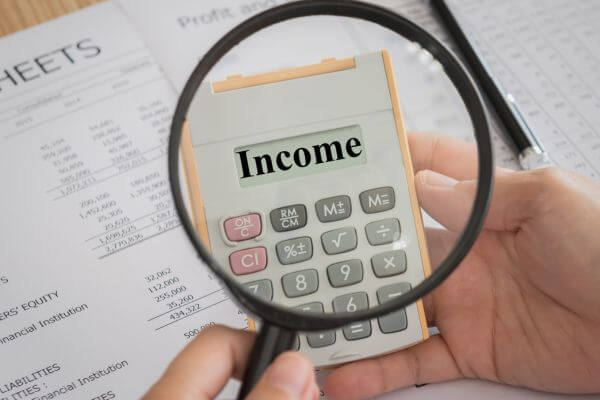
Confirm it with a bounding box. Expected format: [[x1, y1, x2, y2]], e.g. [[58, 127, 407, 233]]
[[432, 0, 552, 170]]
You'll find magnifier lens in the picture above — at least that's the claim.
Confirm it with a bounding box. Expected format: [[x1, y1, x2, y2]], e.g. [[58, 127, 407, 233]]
[[175, 13, 482, 344]]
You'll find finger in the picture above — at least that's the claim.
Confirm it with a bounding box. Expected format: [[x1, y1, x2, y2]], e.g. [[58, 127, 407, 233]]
[[417, 168, 546, 232], [408, 132, 478, 180], [143, 325, 254, 400], [323, 335, 462, 400], [415, 170, 472, 232], [246, 352, 318, 400]]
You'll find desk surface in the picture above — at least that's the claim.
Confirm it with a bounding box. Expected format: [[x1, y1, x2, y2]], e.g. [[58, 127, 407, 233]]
[[0, 0, 101, 36]]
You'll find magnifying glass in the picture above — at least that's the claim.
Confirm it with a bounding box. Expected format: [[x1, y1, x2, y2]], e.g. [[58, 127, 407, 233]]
[[169, 1, 493, 398]]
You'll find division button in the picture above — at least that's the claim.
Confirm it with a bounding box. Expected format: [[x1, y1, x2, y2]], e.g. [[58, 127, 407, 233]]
[[223, 213, 262, 242], [229, 247, 267, 275], [371, 250, 407, 277], [376, 282, 411, 333], [281, 269, 318, 298], [315, 195, 351, 222], [360, 187, 395, 214], [327, 259, 363, 287], [276, 237, 313, 265], [242, 279, 273, 301], [321, 227, 357, 255], [270, 204, 307, 232], [365, 218, 401, 246]]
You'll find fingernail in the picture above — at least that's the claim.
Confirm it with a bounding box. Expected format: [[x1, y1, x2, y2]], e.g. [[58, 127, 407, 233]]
[[419, 170, 457, 187], [266, 353, 312, 399]]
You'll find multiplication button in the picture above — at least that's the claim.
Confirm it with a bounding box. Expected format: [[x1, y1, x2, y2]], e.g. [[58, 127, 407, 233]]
[[371, 250, 407, 277], [270, 204, 307, 232]]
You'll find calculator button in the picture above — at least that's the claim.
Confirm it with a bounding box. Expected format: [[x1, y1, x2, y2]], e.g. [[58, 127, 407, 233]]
[[360, 187, 395, 214], [223, 213, 262, 242], [270, 204, 307, 232], [295, 302, 336, 348], [365, 218, 401, 246], [371, 250, 407, 277], [296, 301, 324, 314], [321, 227, 357, 255], [281, 269, 318, 298], [315, 195, 351, 222], [229, 247, 267, 275], [332, 292, 369, 313], [344, 321, 372, 341], [276, 237, 312, 265], [307, 331, 336, 348], [327, 259, 363, 287], [376, 282, 411, 333], [242, 279, 273, 301], [332, 292, 371, 340]]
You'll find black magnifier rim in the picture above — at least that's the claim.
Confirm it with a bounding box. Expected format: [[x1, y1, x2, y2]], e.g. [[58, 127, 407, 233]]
[[169, 0, 494, 331]]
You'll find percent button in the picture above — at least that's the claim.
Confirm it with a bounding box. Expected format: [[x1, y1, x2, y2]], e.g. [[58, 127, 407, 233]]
[[275, 237, 313, 265]]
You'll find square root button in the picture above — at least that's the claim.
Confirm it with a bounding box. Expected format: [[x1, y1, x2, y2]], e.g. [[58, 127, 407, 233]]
[[270, 204, 307, 232]]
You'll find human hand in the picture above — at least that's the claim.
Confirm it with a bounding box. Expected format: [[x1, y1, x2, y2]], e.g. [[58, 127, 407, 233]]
[[324, 133, 600, 399], [143, 325, 318, 400]]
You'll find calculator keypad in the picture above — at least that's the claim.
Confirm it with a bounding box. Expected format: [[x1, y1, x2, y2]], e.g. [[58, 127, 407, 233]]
[[242, 279, 273, 301], [221, 186, 416, 352], [276, 237, 312, 265], [224, 213, 262, 241], [377, 282, 411, 333], [371, 250, 407, 277], [365, 218, 401, 245], [359, 187, 395, 214], [270, 204, 307, 232], [315, 195, 351, 222], [321, 227, 358, 255], [229, 247, 267, 275], [282, 269, 319, 298], [327, 259, 363, 287]]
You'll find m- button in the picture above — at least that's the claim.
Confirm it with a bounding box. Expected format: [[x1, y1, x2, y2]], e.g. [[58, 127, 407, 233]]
[[360, 187, 395, 214], [270, 204, 307, 232]]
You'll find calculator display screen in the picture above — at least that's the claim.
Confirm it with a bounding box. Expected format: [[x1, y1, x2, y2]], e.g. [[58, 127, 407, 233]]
[[234, 125, 366, 187]]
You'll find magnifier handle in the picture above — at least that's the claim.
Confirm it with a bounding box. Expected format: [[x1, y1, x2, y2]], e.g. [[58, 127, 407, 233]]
[[237, 323, 297, 399]]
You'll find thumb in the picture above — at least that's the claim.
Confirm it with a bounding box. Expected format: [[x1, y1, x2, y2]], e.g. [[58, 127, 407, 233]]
[[245, 352, 318, 400], [416, 168, 539, 232]]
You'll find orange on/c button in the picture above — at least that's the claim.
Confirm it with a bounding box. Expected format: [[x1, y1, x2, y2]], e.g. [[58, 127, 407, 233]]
[[229, 247, 267, 275]]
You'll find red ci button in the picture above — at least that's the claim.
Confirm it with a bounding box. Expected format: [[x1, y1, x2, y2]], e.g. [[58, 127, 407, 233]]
[[229, 247, 267, 275], [224, 213, 262, 242]]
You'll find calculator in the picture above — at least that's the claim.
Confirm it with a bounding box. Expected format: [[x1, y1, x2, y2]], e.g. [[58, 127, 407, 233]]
[[182, 51, 431, 367]]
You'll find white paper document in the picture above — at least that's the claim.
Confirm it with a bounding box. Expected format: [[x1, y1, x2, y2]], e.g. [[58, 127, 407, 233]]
[[117, 0, 521, 170], [0, 3, 245, 399], [445, 0, 600, 179]]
